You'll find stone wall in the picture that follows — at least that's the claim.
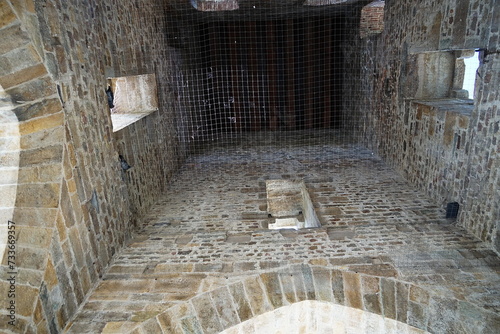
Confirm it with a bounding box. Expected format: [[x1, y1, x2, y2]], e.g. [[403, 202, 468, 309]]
[[0, 0, 186, 333], [344, 0, 500, 252]]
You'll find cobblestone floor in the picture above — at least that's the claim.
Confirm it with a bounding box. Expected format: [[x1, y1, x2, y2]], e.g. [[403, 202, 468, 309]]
[[66, 136, 500, 333]]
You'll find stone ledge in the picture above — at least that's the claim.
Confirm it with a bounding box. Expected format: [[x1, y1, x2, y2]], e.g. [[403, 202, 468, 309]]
[[412, 99, 474, 116]]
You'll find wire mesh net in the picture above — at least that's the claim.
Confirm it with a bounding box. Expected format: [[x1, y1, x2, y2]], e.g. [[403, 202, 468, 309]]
[[160, 1, 366, 156]]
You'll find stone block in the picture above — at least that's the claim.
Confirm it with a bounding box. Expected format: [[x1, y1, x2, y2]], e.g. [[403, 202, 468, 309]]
[[0, 63, 46, 89], [361, 276, 381, 314], [0, 185, 16, 207], [102, 321, 138, 333], [19, 112, 63, 136], [0, 151, 19, 167], [16, 225, 52, 248], [343, 271, 363, 309], [60, 180, 75, 228], [156, 311, 177, 334], [192, 293, 223, 333], [0, 1, 16, 28], [16, 283, 39, 317], [153, 263, 194, 273], [12, 207, 57, 227], [331, 270, 345, 304], [310, 267, 333, 302], [13, 98, 62, 122], [93, 279, 153, 297], [0, 44, 40, 76], [242, 276, 271, 316], [292, 268, 307, 302], [15, 182, 59, 207], [427, 296, 459, 334], [229, 282, 253, 322], [380, 278, 396, 319], [152, 274, 205, 294], [16, 267, 43, 286], [6, 75, 56, 102], [347, 263, 399, 277], [138, 318, 163, 333], [20, 125, 64, 150], [260, 272, 284, 308], [0, 315, 28, 333], [407, 301, 427, 330], [409, 285, 429, 304], [180, 316, 204, 334], [44, 257, 59, 290], [0, 136, 19, 152], [278, 271, 297, 304], [300, 265, 316, 300], [210, 287, 240, 329], [19, 145, 63, 167], [396, 281, 409, 323], [7, 245, 47, 271], [0, 23, 30, 55], [68, 227, 85, 268], [233, 262, 256, 272]]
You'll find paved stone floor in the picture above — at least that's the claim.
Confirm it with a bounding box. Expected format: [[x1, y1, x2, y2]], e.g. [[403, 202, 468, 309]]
[[66, 135, 500, 333]]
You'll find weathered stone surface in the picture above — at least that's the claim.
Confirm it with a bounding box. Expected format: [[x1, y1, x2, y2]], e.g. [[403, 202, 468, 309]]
[[192, 293, 223, 334], [396, 281, 409, 323], [260, 272, 283, 309], [19, 145, 63, 167], [331, 270, 345, 305], [229, 282, 253, 322], [3, 0, 499, 332], [242, 276, 272, 316], [16, 284, 39, 317], [343, 271, 363, 309], [0, 23, 31, 55], [0, 0, 16, 28], [311, 267, 333, 302], [6, 75, 56, 102], [19, 112, 63, 136], [381, 278, 396, 320], [15, 182, 59, 207], [13, 98, 62, 122], [210, 287, 240, 330]]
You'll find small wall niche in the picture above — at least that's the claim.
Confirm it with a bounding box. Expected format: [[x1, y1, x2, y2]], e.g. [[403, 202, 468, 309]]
[[266, 180, 321, 230], [107, 73, 159, 132], [415, 49, 478, 101]]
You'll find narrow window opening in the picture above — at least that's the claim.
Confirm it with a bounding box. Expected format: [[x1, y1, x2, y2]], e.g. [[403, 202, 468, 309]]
[[107, 73, 159, 132], [462, 50, 480, 99]]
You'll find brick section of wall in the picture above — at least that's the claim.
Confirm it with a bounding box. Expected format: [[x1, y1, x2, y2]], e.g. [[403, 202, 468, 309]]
[[343, 0, 499, 251], [359, 1, 385, 39]]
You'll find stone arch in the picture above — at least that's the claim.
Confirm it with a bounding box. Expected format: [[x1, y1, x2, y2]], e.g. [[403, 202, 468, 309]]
[[219, 300, 429, 334], [0, 5, 65, 333], [128, 265, 499, 334], [0, 85, 20, 263]]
